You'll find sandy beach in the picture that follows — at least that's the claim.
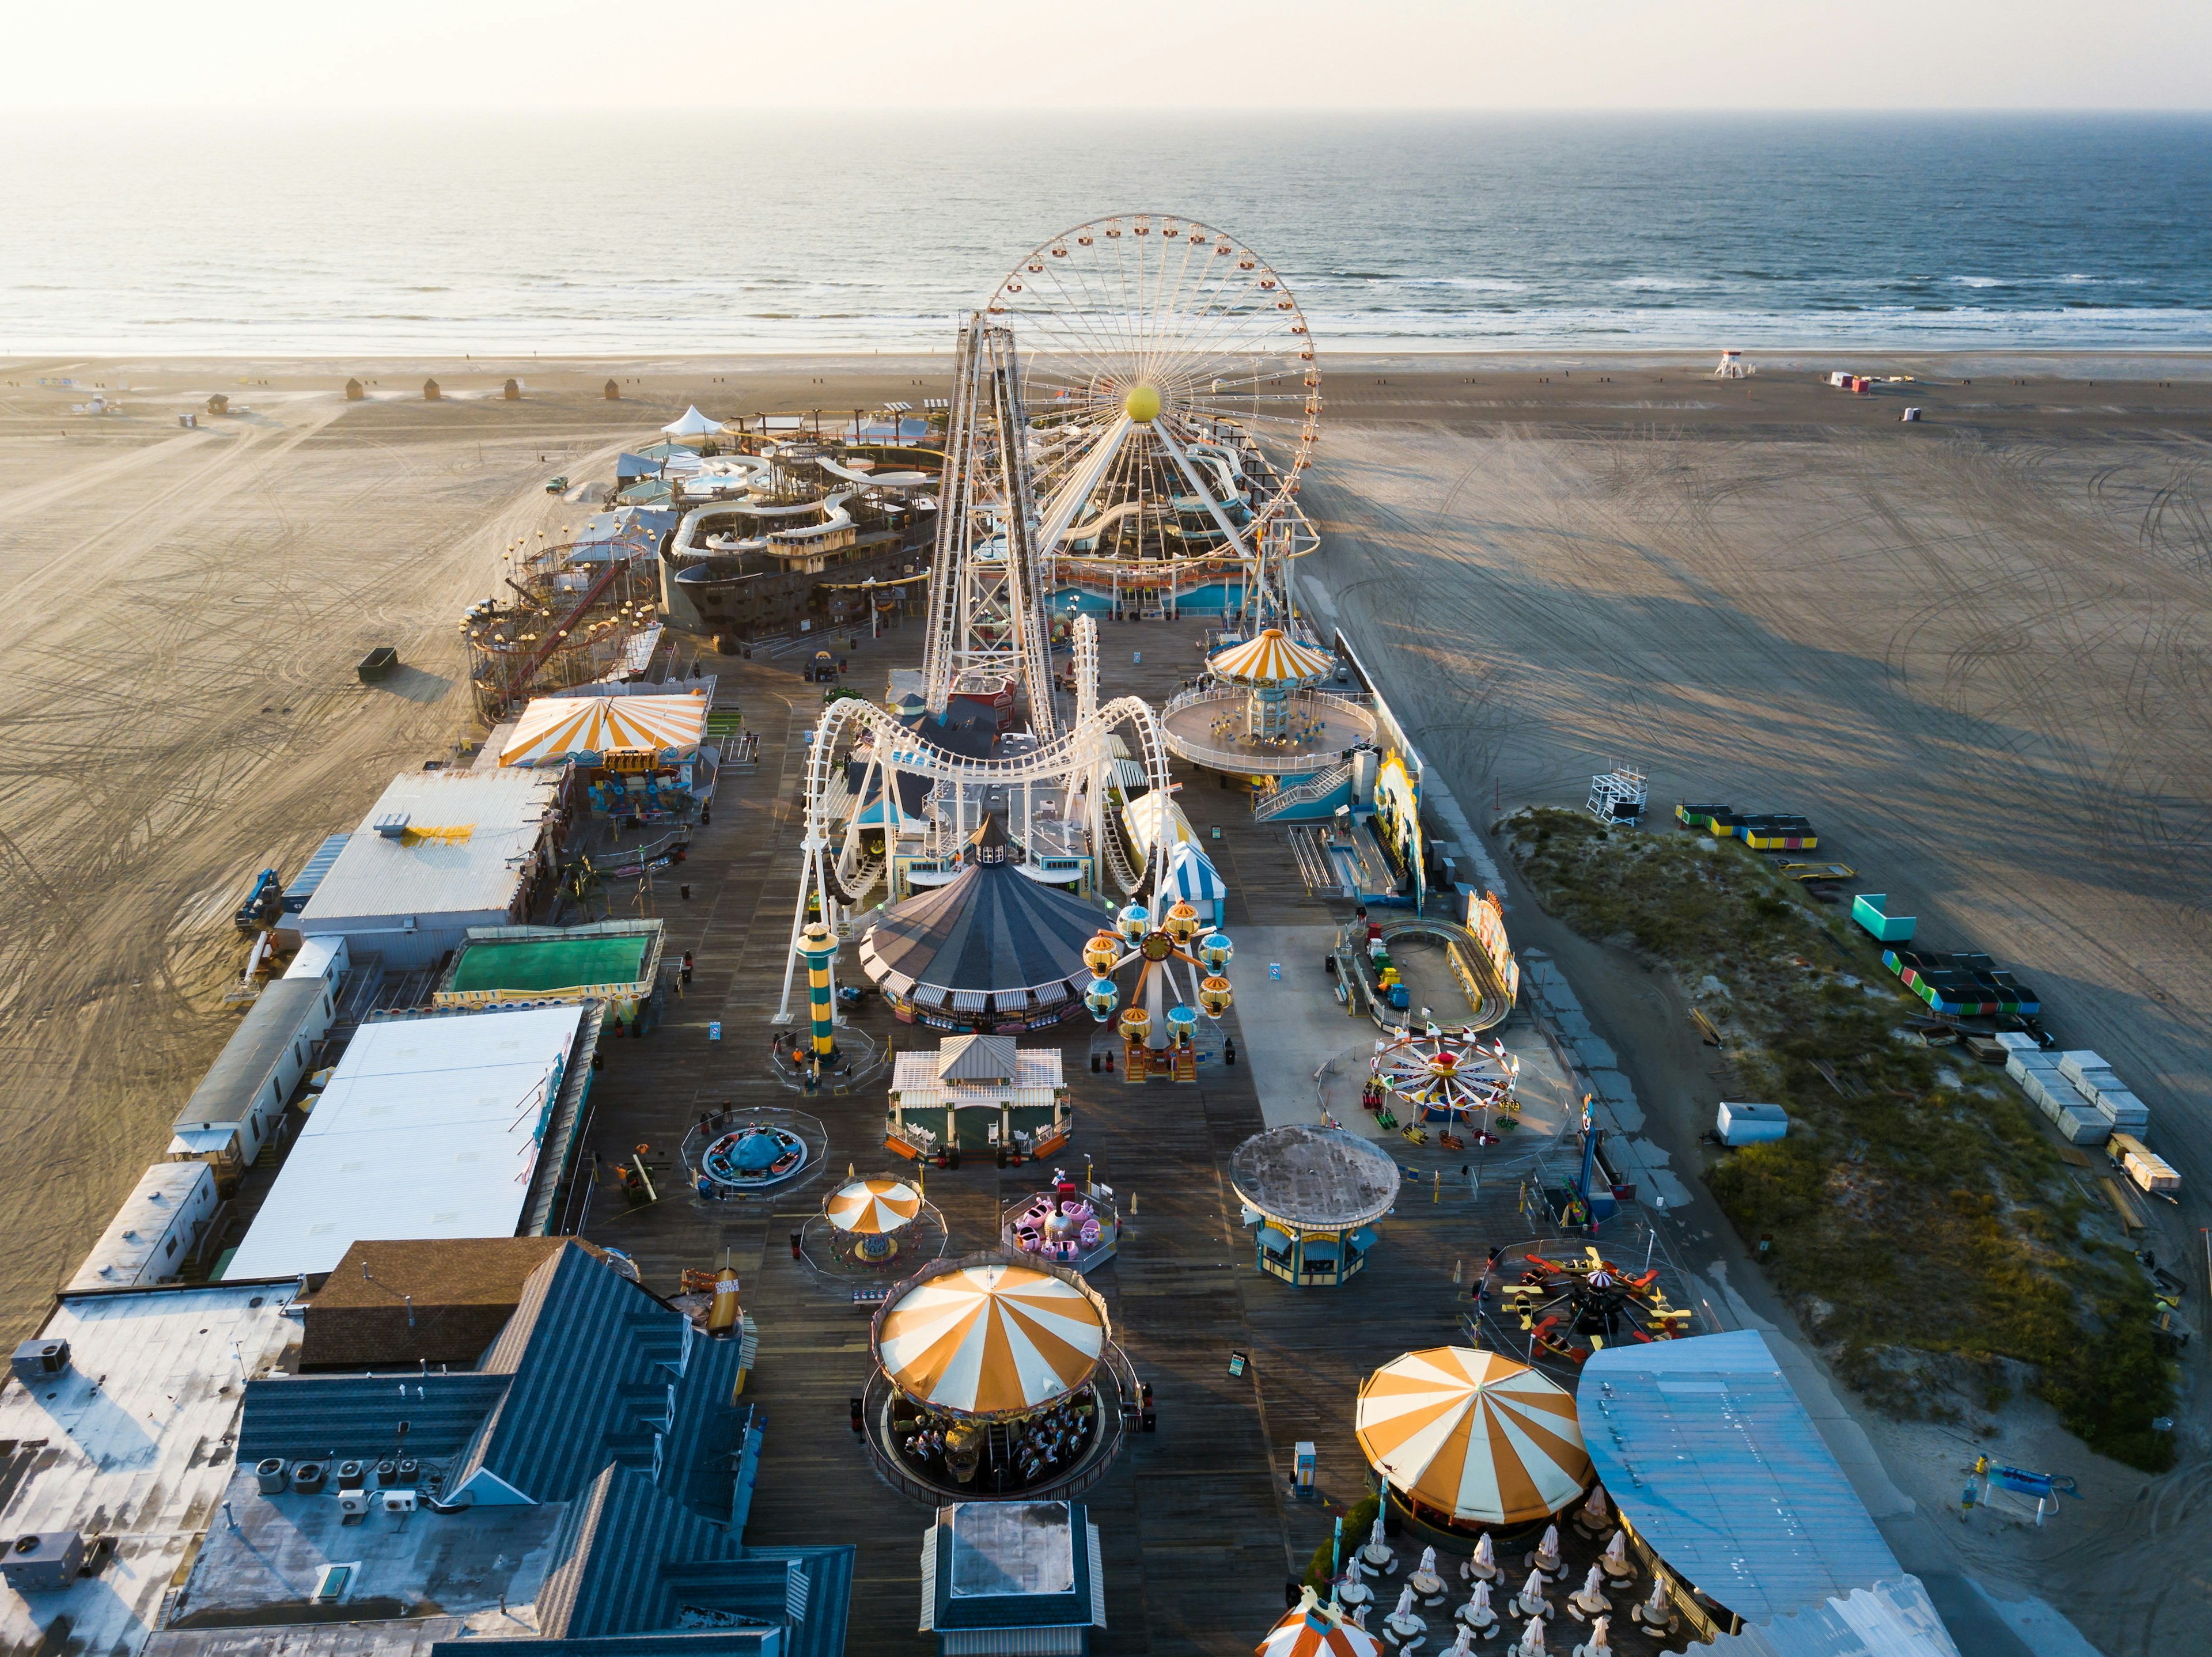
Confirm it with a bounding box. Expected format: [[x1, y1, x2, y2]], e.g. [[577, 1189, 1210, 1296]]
[[2, 350, 2209, 1650]]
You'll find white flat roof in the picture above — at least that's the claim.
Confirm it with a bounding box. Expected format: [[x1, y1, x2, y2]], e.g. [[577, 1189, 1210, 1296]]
[[63, 1161, 214, 1292], [298, 769, 560, 927], [226, 1006, 585, 1280], [0, 1284, 299, 1656]]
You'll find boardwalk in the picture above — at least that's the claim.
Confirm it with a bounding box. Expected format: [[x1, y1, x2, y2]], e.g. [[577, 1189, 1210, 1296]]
[[569, 621, 1660, 1653]]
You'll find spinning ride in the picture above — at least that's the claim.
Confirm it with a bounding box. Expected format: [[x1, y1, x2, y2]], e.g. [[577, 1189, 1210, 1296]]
[[1080, 890, 1235, 1083], [1365, 1023, 1520, 1135], [826, 1177, 922, 1261], [1002, 1166, 1118, 1272], [693, 1121, 808, 1193], [1491, 1245, 1695, 1368], [800, 1174, 948, 1278], [984, 214, 1321, 621], [862, 1253, 1137, 1501]]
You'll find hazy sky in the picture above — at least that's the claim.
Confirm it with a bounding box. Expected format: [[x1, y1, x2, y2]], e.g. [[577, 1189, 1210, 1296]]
[[7, 0, 2209, 111]]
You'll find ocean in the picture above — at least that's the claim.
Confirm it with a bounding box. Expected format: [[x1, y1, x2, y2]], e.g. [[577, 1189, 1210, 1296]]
[[3, 112, 2209, 356]]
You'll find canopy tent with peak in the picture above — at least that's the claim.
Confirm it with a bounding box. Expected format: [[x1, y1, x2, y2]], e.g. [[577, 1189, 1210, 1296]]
[[859, 815, 1107, 1035], [1354, 1345, 1592, 1532], [659, 405, 724, 441]]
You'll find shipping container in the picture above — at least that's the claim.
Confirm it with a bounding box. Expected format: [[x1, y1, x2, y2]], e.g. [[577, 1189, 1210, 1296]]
[[1716, 1101, 1789, 1146]]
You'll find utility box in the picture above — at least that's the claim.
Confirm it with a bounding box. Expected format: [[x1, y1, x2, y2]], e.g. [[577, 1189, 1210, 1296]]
[[1851, 893, 1915, 943], [0, 1531, 84, 1593], [1715, 1102, 1789, 1147], [10, 1338, 69, 1390]]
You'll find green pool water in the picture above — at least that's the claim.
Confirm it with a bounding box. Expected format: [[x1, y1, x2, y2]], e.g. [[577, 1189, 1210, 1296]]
[[449, 935, 650, 993]]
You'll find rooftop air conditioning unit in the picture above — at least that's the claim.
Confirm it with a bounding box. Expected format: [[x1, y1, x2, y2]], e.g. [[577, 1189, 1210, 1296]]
[[381, 1489, 418, 1514], [338, 1490, 374, 1517]]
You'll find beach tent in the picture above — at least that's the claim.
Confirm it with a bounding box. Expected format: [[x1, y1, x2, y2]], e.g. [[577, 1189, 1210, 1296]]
[[615, 452, 664, 482], [1354, 1346, 1591, 1526], [660, 405, 723, 442], [1161, 840, 1229, 922], [500, 689, 710, 767], [874, 1259, 1105, 1417]]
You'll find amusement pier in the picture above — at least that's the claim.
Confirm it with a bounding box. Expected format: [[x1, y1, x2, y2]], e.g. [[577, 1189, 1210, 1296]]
[[2, 218, 1973, 1657]]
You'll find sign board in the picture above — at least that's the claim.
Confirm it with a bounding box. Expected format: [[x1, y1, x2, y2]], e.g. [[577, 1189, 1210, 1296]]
[[604, 748, 658, 774]]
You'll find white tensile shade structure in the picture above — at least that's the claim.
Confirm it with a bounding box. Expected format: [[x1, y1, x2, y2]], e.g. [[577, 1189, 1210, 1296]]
[[875, 1258, 1105, 1417], [825, 1177, 922, 1236], [500, 691, 710, 766], [1257, 1589, 1384, 1657], [660, 405, 724, 441], [1355, 1347, 1593, 1526]]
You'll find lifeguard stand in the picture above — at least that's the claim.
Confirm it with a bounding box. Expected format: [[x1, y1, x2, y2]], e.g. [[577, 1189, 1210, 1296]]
[[1713, 350, 1754, 379], [1587, 765, 1647, 825]]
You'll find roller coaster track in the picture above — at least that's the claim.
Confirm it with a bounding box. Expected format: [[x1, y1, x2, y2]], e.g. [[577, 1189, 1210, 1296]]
[[775, 690, 1172, 1019]]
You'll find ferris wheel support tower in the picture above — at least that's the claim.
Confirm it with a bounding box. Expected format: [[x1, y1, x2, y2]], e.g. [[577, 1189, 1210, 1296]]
[[921, 317, 1059, 736]]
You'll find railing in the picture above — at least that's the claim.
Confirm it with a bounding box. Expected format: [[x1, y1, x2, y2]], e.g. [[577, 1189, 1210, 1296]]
[[1254, 761, 1352, 822]]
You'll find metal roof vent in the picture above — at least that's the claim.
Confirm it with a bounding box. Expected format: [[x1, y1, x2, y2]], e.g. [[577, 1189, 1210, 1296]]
[[372, 813, 412, 839]]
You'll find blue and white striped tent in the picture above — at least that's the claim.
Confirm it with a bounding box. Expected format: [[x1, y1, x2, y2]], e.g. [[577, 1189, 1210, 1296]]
[[1161, 840, 1229, 922]]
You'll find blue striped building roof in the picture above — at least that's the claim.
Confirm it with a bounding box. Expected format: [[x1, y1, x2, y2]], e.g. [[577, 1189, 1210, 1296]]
[[1577, 1330, 1903, 1625]]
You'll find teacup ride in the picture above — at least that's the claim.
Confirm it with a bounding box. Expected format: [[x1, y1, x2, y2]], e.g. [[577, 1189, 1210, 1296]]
[[694, 1122, 806, 1192], [1001, 1167, 1119, 1272], [862, 1252, 1139, 1502]]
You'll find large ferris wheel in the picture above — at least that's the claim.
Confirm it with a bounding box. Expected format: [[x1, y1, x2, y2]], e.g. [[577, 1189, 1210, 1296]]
[[983, 214, 1322, 615]]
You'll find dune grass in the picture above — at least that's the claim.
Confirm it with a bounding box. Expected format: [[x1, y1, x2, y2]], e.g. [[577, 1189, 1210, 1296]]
[[1503, 807, 2175, 1472]]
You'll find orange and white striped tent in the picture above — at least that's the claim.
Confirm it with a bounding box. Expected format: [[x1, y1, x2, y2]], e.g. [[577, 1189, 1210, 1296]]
[[825, 1177, 922, 1235], [500, 691, 710, 766], [1256, 1591, 1382, 1657], [1207, 627, 1334, 687], [1354, 1347, 1592, 1526], [876, 1259, 1105, 1417]]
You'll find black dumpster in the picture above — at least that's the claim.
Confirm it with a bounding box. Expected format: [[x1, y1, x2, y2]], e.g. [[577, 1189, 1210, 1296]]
[[357, 646, 399, 683]]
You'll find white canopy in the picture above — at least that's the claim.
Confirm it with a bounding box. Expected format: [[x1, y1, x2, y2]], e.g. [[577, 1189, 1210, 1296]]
[[660, 405, 724, 439]]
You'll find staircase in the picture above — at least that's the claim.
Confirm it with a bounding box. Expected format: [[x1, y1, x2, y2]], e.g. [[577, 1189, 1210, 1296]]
[[1253, 761, 1352, 823]]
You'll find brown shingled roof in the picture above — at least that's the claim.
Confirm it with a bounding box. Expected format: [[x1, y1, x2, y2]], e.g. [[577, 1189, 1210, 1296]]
[[301, 1236, 601, 1371]]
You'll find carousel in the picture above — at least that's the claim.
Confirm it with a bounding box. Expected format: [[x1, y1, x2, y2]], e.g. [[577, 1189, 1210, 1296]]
[[862, 1253, 1138, 1502], [1355, 1347, 1593, 1546], [798, 1175, 948, 1279], [1363, 1023, 1520, 1136], [1158, 627, 1377, 777], [1230, 1125, 1400, 1287]]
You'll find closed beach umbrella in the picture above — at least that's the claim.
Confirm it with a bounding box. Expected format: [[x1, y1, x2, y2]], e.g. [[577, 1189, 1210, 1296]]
[[874, 1258, 1105, 1416], [825, 1177, 922, 1235], [1355, 1347, 1591, 1526]]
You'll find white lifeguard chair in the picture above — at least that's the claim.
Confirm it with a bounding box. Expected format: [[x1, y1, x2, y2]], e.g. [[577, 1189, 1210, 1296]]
[[1713, 350, 1753, 379], [1587, 765, 1647, 825]]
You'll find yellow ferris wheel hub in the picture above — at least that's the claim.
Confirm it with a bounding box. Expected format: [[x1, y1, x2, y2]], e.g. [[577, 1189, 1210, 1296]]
[[1123, 383, 1162, 424]]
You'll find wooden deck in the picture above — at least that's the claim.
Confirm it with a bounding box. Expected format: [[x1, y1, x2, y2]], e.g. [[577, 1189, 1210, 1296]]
[[568, 621, 1677, 1654]]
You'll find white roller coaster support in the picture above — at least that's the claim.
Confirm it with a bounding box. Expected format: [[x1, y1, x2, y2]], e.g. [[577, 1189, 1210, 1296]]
[[774, 692, 1172, 1021], [1072, 614, 1099, 726]]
